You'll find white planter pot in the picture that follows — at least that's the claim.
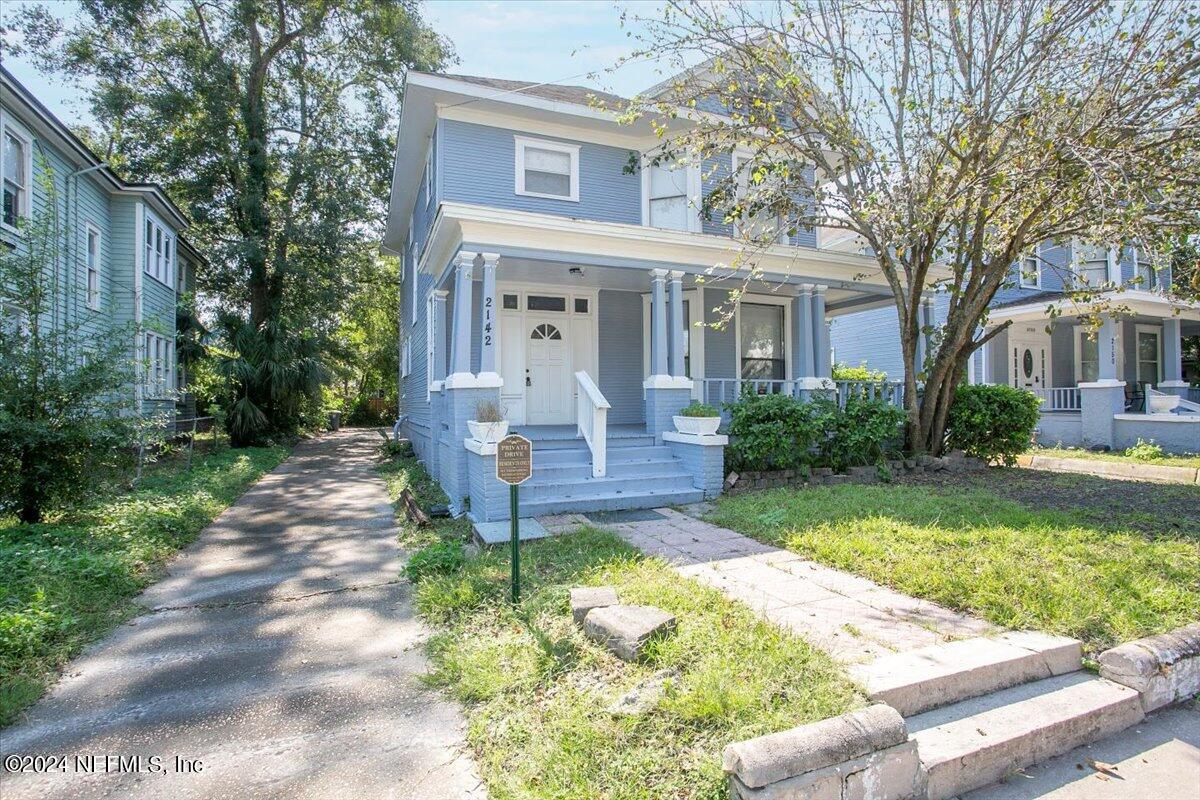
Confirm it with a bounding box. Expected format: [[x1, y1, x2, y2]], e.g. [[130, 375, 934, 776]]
[[673, 415, 721, 436], [468, 419, 509, 444]]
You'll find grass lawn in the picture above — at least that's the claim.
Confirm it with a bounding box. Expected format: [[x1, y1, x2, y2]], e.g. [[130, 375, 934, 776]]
[[379, 451, 862, 799], [0, 444, 288, 726], [709, 471, 1200, 659], [1029, 446, 1200, 469]]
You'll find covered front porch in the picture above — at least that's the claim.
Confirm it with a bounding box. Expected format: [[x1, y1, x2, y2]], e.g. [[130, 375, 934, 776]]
[[983, 291, 1200, 453]]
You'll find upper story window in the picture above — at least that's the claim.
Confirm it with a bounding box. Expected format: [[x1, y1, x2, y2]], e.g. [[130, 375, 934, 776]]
[[733, 151, 789, 244], [1073, 242, 1110, 288], [514, 136, 579, 202], [86, 225, 101, 310], [1133, 246, 1158, 290], [2, 121, 32, 230], [143, 213, 175, 287], [1, 300, 27, 338], [423, 139, 434, 205], [643, 155, 700, 233], [1017, 248, 1041, 289]]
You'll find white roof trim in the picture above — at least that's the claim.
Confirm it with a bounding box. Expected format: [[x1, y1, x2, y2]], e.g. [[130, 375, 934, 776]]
[[987, 289, 1200, 324]]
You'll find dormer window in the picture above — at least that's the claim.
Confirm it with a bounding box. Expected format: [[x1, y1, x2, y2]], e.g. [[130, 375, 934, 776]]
[[515, 136, 579, 201]]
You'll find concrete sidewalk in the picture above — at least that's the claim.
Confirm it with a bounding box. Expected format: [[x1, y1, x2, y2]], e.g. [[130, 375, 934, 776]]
[[1, 430, 484, 800]]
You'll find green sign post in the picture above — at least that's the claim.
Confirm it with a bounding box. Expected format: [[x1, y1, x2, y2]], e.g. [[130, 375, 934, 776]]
[[495, 434, 532, 603]]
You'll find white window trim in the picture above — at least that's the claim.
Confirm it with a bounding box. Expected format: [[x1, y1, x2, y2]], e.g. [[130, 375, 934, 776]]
[[732, 150, 789, 245], [1107, 244, 1121, 285], [408, 234, 418, 328], [734, 294, 794, 380], [425, 292, 436, 401], [85, 221, 102, 310], [401, 337, 412, 378], [1134, 323, 1163, 386], [1132, 245, 1159, 291], [141, 212, 176, 288], [514, 135, 580, 202], [1, 112, 34, 234], [639, 149, 702, 233], [1017, 244, 1041, 289], [143, 331, 176, 399]]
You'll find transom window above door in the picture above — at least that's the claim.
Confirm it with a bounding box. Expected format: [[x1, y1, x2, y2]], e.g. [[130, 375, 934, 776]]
[[531, 323, 562, 341], [515, 136, 579, 201]]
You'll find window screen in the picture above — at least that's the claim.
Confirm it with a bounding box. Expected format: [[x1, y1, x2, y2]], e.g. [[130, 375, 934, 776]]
[[523, 146, 572, 197], [740, 303, 785, 379]]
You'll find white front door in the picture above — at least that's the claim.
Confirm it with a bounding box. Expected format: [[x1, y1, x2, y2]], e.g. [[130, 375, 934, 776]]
[[526, 319, 573, 424], [1010, 338, 1048, 390]]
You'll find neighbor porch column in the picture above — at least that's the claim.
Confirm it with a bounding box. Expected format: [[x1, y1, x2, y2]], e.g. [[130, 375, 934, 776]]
[[649, 269, 669, 378], [668, 270, 686, 378], [478, 252, 501, 382], [448, 251, 476, 381], [1161, 317, 1187, 396], [811, 284, 831, 379]]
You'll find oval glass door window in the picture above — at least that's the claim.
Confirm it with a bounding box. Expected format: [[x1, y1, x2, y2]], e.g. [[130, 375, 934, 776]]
[[1023, 349, 1034, 378]]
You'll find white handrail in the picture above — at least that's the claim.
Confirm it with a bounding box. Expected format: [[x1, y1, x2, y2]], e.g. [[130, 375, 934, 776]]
[[575, 371, 611, 477]]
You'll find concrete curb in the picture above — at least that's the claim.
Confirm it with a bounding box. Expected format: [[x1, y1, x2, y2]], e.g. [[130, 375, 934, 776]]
[[723, 704, 925, 799], [1017, 454, 1200, 484], [1098, 623, 1200, 712]]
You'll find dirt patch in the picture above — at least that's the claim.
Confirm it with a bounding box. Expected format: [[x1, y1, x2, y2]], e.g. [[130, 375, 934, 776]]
[[897, 467, 1200, 538]]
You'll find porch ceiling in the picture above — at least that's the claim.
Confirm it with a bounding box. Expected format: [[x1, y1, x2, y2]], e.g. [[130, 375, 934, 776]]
[[987, 290, 1200, 326]]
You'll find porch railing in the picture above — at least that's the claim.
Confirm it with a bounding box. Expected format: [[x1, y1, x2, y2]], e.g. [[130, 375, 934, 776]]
[[700, 378, 905, 409], [1033, 387, 1082, 412], [575, 371, 611, 477]]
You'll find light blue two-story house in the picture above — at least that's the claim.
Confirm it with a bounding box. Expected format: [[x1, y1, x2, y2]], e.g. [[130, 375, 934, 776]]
[[383, 72, 912, 521], [827, 234, 1200, 453], [1, 67, 203, 425]]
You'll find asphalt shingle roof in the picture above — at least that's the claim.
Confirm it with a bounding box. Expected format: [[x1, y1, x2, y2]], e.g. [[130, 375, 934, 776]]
[[439, 73, 628, 110]]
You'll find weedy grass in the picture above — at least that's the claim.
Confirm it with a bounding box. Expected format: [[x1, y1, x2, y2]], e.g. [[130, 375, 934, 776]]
[[710, 482, 1200, 657], [0, 445, 288, 726], [1030, 445, 1200, 469], [378, 452, 861, 800]]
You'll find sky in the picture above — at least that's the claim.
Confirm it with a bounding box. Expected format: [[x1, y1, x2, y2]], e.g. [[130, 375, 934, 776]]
[[0, 1, 686, 128]]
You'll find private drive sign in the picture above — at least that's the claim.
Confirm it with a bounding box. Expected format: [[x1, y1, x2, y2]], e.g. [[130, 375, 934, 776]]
[[496, 434, 532, 485]]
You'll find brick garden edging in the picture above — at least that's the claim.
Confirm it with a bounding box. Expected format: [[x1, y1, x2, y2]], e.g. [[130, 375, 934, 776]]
[[724, 452, 987, 494], [1016, 454, 1200, 484]]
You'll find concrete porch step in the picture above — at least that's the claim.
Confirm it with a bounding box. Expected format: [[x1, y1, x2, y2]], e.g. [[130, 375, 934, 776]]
[[908, 672, 1144, 800], [522, 473, 696, 502], [515, 488, 706, 518], [531, 458, 688, 481], [848, 631, 1082, 716], [533, 444, 674, 466]]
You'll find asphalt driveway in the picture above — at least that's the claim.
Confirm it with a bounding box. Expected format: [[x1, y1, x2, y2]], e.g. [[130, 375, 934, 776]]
[[0, 430, 484, 799]]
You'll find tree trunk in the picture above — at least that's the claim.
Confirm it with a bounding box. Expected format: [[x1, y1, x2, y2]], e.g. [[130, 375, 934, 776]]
[[18, 448, 42, 524]]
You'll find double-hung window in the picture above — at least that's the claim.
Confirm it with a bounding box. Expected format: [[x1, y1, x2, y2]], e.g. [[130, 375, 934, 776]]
[[732, 151, 788, 244], [515, 136, 579, 201], [1076, 329, 1100, 383], [86, 225, 101, 309], [1017, 248, 1041, 289], [143, 214, 175, 286], [1134, 247, 1158, 290], [423, 139, 434, 205], [144, 331, 175, 397], [645, 156, 696, 232], [740, 302, 786, 379], [2, 121, 31, 230], [1073, 243, 1110, 288]]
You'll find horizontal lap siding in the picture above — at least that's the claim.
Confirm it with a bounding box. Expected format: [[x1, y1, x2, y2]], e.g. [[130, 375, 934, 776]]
[[703, 287, 737, 378], [598, 289, 644, 424], [440, 119, 641, 225], [829, 304, 905, 379]]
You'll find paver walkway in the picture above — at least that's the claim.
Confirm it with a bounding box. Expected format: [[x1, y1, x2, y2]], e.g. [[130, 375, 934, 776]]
[[1, 430, 484, 800], [545, 507, 994, 663]]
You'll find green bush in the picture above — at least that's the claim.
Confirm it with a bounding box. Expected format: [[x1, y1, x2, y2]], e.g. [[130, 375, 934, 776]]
[[832, 362, 888, 381], [405, 540, 466, 584], [1124, 438, 1165, 462], [725, 392, 822, 472], [678, 401, 719, 418], [816, 397, 905, 471], [946, 384, 1041, 465]]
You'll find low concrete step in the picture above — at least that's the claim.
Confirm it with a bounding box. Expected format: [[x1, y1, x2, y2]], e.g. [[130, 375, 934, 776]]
[[522, 473, 696, 501], [531, 458, 688, 481], [908, 672, 1144, 800], [533, 444, 673, 466], [515, 489, 706, 517], [849, 631, 1081, 716]]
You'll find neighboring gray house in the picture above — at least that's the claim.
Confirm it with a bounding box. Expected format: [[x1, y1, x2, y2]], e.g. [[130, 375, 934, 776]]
[[1, 66, 201, 426], [383, 72, 918, 522], [828, 237, 1200, 453]]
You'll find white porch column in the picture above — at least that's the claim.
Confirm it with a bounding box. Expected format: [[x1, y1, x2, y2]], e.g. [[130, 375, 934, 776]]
[[668, 270, 685, 378], [1162, 317, 1185, 389], [1097, 315, 1120, 383], [811, 284, 831, 379], [649, 269, 669, 378], [478, 252, 501, 382], [431, 290, 448, 384], [448, 251, 476, 382]]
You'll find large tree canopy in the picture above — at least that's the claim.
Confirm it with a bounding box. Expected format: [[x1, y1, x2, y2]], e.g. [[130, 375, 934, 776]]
[[11, 0, 450, 442], [620, 0, 1200, 454]]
